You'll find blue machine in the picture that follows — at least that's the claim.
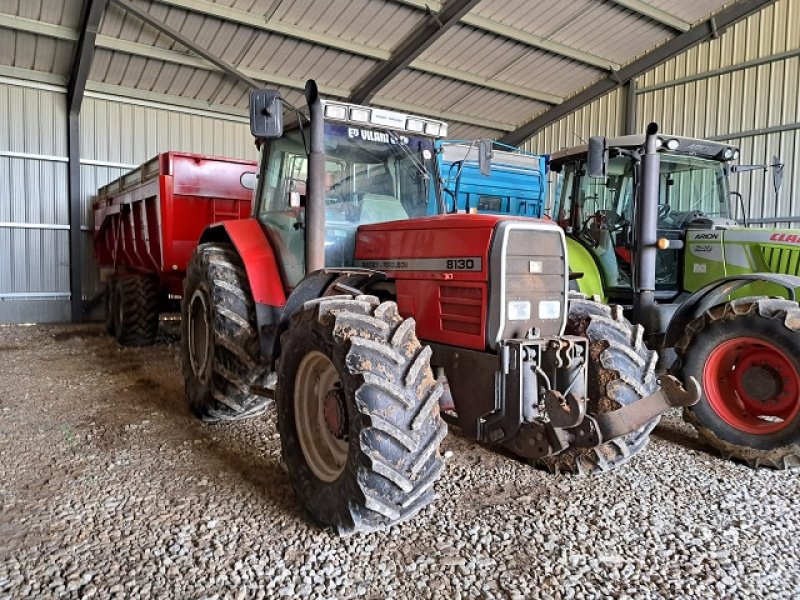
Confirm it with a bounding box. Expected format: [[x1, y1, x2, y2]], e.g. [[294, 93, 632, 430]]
[[429, 140, 548, 218]]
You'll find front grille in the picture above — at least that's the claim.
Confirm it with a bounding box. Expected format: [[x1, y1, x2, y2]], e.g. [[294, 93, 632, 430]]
[[487, 221, 567, 347], [440, 285, 483, 336]]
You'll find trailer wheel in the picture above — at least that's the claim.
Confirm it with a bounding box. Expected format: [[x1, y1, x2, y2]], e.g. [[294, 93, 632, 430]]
[[104, 280, 117, 335], [537, 296, 660, 474], [674, 298, 800, 468], [276, 295, 447, 534], [113, 275, 159, 346], [181, 243, 269, 421]]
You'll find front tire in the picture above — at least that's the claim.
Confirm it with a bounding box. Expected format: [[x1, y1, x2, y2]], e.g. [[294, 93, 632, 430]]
[[537, 296, 660, 474], [674, 298, 800, 468], [277, 295, 447, 534], [181, 243, 270, 421]]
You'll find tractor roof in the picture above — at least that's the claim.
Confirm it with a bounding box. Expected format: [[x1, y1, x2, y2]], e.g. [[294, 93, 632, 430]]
[[549, 134, 738, 166]]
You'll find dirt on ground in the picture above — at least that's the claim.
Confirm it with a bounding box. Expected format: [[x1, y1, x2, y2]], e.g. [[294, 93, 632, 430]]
[[0, 323, 799, 599]]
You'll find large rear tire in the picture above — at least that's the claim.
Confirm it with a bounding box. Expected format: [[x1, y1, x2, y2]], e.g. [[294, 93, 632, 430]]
[[673, 298, 800, 468], [181, 243, 270, 421], [113, 275, 159, 346], [537, 296, 660, 474], [276, 295, 447, 534], [104, 279, 116, 335]]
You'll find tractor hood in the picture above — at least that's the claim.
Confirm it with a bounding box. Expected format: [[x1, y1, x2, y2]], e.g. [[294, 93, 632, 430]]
[[354, 214, 568, 351], [685, 226, 800, 293]]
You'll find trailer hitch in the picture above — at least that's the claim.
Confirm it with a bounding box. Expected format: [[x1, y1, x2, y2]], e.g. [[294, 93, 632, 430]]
[[571, 375, 700, 447]]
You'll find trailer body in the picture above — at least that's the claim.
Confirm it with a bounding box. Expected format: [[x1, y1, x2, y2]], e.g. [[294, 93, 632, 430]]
[[93, 151, 257, 296], [94, 151, 257, 345]]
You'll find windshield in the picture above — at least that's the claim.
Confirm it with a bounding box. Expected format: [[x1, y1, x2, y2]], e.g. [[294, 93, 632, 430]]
[[258, 122, 435, 287], [555, 152, 730, 293]]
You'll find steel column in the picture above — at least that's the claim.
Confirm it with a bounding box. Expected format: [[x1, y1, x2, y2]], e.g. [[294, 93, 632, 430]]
[[499, 0, 778, 147], [66, 0, 108, 321], [624, 81, 637, 135]]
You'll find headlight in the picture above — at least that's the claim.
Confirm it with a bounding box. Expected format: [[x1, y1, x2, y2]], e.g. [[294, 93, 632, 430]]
[[406, 119, 424, 132], [666, 138, 680, 150], [349, 108, 370, 122], [722, 148, 734, 160], [732, 149, 740, 160], [324, 104, 347, 120], [424, 121, 441, 136]]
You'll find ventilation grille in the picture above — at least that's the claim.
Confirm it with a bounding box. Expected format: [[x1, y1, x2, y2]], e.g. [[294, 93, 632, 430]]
[[440, 285, 483, 336], [759, 245, 800, 276]]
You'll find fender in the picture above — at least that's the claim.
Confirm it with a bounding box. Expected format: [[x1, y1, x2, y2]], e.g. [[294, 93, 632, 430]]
[[566, 236, 606, 301], [272, 268, 387, 360], [663, 273, 800, 348], [200, 219, 286, 306]]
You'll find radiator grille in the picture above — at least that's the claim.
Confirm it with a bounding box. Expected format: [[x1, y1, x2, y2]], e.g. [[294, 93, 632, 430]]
[[488, 222, 567, 346]]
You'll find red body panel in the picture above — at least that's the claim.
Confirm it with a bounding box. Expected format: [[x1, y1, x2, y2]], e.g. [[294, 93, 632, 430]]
[[216, 218, 287, 307], [356, 214, 528, 350], [93, 151, 256, 295]]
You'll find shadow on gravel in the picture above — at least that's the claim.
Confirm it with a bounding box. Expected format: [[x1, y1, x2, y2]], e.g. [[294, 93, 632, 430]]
[[652, 422, 717, 457]]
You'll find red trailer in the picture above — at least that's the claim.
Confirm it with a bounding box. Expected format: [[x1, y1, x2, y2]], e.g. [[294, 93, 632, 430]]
[[94, 151, 257, 345]]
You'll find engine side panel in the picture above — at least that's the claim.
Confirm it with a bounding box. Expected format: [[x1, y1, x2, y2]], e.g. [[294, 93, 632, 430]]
[[355, 220, 494, 350]]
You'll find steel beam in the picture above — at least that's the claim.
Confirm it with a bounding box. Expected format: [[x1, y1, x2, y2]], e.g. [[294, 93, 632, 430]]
[[0, 11, 560, 106], [109, 0, 259, 90], [499, 0, 778, 146], [609, 0, 690, 32], [0, 18, 507, 131], [148, 0, 573, 99], [393, 0, 619, 70], [349, 0, 484, 104], [66, 0, 108, 322], [68, 0, 108, 114]]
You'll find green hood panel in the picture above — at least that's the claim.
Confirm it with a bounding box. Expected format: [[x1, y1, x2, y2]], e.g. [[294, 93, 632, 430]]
[[684, 226, 800, 298]]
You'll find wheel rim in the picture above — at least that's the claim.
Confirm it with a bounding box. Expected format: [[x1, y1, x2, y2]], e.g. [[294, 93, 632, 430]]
[[187, 289, 212, 383], [703, 337, 800, 435], [294, 350, 349, 482]]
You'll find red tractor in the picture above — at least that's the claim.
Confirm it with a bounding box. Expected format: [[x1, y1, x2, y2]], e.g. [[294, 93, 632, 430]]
[[181, 81, 698, 534]]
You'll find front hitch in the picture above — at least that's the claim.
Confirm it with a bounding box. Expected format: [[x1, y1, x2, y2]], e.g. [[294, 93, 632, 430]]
[[570, 375, 700, 447]]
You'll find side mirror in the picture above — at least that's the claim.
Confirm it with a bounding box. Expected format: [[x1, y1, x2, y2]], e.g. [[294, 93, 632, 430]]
[[249, 89, 283, 138], [478, 139, 493, 176], [587, 136, 608, 178], [240, 171, 257, 190]]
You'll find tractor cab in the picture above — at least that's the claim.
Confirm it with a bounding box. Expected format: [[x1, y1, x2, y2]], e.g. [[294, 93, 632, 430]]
[[252, 95, 446, 288], [550, 135, 738, 303]]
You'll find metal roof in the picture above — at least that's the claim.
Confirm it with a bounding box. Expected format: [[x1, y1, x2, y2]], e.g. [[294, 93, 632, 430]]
[[0, 0, 767, 140]]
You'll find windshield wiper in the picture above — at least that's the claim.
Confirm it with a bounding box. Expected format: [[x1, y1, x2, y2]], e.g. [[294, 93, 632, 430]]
[[387, 130, 431, 181]]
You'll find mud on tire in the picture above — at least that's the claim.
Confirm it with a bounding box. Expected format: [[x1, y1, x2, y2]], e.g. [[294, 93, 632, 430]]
[[673, 298, 800, 469], [537, 296, 660, 474], [113, 275, 159, 346], [181, 243, 270, 421], [277, 294, 448, 534]]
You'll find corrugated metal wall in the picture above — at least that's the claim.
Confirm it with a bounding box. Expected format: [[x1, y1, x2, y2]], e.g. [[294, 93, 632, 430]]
[[636, 0, 800, 223], [521, 0, 799, 224], [0, 80, 71, 323], [0, 76, 255, 323]]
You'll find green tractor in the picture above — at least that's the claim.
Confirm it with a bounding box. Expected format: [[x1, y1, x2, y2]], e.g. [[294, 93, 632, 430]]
[[549, 123, 800, 468]]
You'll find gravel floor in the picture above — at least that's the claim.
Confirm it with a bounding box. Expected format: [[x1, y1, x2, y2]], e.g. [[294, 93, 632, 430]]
[[1, 322, 799, 600]]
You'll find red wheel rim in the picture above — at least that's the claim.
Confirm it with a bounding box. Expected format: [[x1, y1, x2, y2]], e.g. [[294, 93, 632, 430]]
[[703, 337, 800, 434]]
